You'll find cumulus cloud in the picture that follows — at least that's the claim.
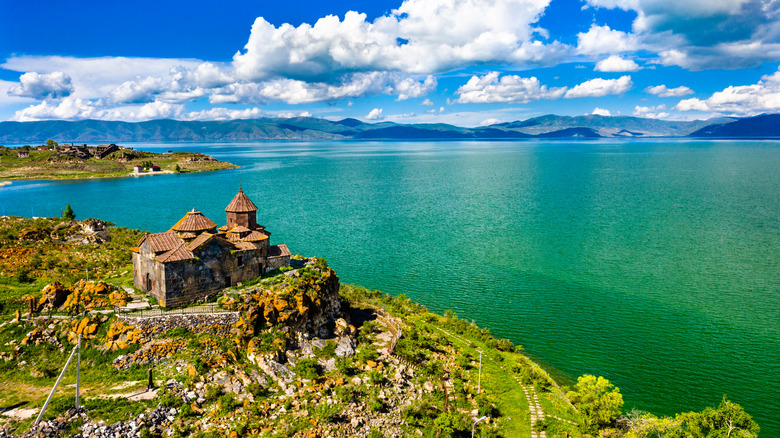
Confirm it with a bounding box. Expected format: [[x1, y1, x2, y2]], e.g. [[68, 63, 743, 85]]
[[182, 107, 266, 121], [10, 97, 188, 122], [595, 55, 641, 72], [421, 98, 434, 106], [584, 0, 780, 69], [209, 72, 436, 105], [107, 76, 165, 104], [577, 25, 640, 55], [456, 72, 633, 103], [674, 67, 780, 116], [591, 107, 611, 116], [11, 98, 112, 121], [456, 71, 566, 103], [644, 84, 694, 97], [564, 75, 633, 98], [480, 118, 502, 125], [366, 108, 384, 120], [233, 0, 566, 83], [2, 56, 204, 100], [7, 72, 74, 99], [395, 76, 437, 100], [633, 104, 670, 118]]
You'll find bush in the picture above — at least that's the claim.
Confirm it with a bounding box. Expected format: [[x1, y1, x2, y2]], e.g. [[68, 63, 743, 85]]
[[293, 358, 322, 380]]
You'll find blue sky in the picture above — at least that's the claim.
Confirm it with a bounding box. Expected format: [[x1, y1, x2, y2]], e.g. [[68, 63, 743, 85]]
[[1, 0, 779, 126]]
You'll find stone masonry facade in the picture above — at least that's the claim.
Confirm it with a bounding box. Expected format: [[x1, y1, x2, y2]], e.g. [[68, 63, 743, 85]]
[[131, 189, 291, 307]]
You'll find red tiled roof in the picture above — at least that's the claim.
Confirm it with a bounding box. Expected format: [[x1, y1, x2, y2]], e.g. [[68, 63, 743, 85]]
[[225, 188, 258, 212], [170, 209, 217, 232], [267, 244, 291, 258], [218, 225, 229, 232], [243, 231, 269, 242], [233, 241, 258, 251], [155, 242, 194, 263], [179, 232, 197, 239], [187, 232, 214, 251], [230, 225, 251, 233], [225, 232, 243, 242], [139, 231, 183, 253]]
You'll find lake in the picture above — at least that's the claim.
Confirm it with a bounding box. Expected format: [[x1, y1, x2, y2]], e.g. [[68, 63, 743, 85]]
[[2, 139, 779, 434]]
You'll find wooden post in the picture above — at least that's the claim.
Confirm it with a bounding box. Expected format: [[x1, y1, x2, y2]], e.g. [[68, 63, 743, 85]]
[[147, 368, 154, 391], [28, 296, 36, 316]]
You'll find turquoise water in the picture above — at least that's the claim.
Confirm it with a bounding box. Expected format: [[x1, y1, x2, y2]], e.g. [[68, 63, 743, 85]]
[[2, 140, 779, 434]]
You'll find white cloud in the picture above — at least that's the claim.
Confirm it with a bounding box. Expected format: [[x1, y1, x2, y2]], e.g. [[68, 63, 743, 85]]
[[9, 97, 188, 122], [594, 55, 641, 72], [366, 108, 384, 120], [644, 84, 694, 97], [633, 104, 669, 118], [591, 107, 611, 116], [107, 76, 165, 104], [7, 72, 74, 99], [564, 75, 633, 98], [233, 0, 565, 83], [394, 75, 437, 100], [135, 101, 184, 120], [480, 118, 501, 125], [576, 25, 640, 55], [674, 67, 780, 116], [208, 72, 436, 105], [456, 71, 566, 103], [12, 98, 117, 121], [421, 98, 434, 106], [182, 107, 266, 121], [2, 56, 204, 100], [584, 0, 780, 69]]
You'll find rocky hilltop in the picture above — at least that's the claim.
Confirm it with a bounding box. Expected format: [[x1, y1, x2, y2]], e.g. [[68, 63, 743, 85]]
[[0, 216, 761, 438]]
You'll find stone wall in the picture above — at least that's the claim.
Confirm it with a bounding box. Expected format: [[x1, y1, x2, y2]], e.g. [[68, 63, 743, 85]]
[[266, 254, 290, 272], [119, 312, 239, 337], [161, 244, 262, 308]]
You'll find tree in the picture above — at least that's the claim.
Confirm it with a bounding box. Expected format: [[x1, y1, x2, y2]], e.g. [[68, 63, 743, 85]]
[[63, 204, 76, 221], [174, 164, 181, 173], [46, 139, 58, 149], [567, 375, 624, 434], [679, 397, 759, 438]]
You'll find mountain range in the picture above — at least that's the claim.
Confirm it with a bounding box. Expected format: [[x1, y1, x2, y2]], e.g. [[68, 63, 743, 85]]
[[1, 114, 778, 143]]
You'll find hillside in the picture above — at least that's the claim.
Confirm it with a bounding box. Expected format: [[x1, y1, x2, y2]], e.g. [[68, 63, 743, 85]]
[[1, 114, 771, 143], [0, 216, 762, 438], [688, 114, 780, 137], [0, 146, 236, 180]]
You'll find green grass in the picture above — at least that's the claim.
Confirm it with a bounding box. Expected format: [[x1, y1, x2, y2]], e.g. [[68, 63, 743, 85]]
[[0, 149, 236, 181]]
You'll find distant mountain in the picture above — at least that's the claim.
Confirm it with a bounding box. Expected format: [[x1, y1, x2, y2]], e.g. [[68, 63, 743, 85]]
[[0, 114, 775, 143], [688, 114, 780, 137], [493, 114, 732, 137]]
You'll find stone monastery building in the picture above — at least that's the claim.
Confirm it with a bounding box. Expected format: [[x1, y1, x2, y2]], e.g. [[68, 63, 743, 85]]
[[132, 189, 290, 307]]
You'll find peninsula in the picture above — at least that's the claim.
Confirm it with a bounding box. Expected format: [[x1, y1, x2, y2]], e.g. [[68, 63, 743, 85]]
[[0, 212, 761, 437], [0, 141, 237, 181]]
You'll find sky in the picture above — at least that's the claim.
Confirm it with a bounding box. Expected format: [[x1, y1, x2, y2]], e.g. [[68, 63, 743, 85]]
[[1, 0, 779, 126]]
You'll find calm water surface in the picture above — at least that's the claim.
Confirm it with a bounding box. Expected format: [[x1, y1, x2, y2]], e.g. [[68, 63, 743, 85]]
[[2, 140, 779, 434]]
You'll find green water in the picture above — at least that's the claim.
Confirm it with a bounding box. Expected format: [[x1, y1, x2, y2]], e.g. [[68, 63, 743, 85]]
[[2, 140, 778, 433]]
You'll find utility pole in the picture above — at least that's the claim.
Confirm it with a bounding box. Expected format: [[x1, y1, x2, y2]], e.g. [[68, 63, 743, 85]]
[[75, 334, 81, 409], [472, 415, 487, 438], [477, 350, 483, 395]]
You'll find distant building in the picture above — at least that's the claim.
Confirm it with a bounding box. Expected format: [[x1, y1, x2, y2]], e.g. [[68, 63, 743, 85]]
[[133, 165, 143, 174], [131, 189, 290, 307], [60, 143, 119, 159], [151, 165, 161, 172], [17, 150, 29, 158]]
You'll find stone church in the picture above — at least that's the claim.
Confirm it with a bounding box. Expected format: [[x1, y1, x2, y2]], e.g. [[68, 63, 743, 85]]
[[132, 189, 290, 307]]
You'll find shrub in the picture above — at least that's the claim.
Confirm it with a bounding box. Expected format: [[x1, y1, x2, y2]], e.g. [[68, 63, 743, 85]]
[[293, 358, 322, 380]]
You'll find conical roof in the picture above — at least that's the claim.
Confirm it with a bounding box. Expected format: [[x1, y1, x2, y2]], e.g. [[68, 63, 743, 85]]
[[171, 209, 218, 232], [225, 188, 258, 212]]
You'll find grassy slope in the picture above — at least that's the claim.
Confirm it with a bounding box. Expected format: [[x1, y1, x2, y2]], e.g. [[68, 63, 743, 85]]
[[0, 149, 237, 180]]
